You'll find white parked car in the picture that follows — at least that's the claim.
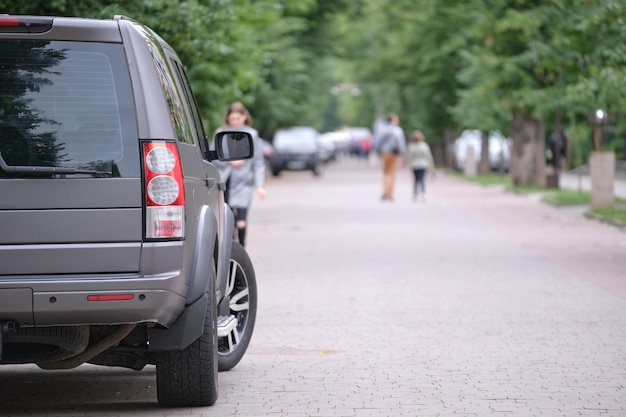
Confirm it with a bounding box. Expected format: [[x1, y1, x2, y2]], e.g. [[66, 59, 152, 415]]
[[453, 130, 511, 171], [320, 131, 351, 161]]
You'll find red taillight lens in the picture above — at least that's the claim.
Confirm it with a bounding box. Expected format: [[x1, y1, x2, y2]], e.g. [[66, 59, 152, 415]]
[[143, 143, 185, 207], [142, 141, 185, 239]]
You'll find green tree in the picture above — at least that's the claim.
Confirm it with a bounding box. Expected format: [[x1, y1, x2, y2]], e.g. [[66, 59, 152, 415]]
[[451, 0, 626, 184]]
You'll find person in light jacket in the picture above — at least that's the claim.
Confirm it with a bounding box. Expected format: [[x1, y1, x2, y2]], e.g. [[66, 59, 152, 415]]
[[406, 130, 435, 201], [214, 102, 266, 246]]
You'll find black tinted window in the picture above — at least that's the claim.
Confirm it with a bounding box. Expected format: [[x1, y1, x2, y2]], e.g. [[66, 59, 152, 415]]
[[172, 60, 208, 157], [0, 40, 138, 177], [136, 24, 194, 145]]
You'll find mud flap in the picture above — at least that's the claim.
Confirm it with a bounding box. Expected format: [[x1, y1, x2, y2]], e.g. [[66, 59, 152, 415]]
[[148, 294, 208, 350]]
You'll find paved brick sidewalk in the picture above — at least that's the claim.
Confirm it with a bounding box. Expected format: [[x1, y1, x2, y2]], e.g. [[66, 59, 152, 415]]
[[228, 160, 626, 417], [1, 159, 625, 417]]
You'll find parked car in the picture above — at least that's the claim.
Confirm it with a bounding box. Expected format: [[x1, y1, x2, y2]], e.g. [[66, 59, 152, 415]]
[[261, 138, 274, 158], [269, 127, 323, 176], [452, 130, 511, 171], [344, 127, 373, 159], [0, 15, 258, 408], [318, 133, 337, 163], [320, 131, 351, 161]]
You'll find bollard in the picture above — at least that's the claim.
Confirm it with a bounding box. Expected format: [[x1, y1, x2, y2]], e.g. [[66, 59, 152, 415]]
[[464, 146, 477, 177], [590, 150, 615, 209]]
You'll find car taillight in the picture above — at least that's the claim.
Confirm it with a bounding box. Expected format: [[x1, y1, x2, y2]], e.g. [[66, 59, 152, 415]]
[[142, 141, 185, 239]]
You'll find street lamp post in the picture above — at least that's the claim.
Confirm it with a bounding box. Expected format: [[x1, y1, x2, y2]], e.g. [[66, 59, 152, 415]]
[[592, 109, 606, 150], [589, 108, 614, 209]]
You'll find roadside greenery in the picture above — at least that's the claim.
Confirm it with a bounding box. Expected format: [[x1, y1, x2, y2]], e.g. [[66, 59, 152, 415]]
[[590, 207, 626, 225], [450, 172, 512, 187], [3, 1, 625, 175]]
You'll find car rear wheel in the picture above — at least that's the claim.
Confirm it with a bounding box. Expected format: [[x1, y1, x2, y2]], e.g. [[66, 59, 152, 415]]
[[217, 241, 257, 371], [312, 163, 322, 176], [156, 262, 218, 407]]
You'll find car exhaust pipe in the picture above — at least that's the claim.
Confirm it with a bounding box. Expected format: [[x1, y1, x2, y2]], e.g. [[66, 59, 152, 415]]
[[37, 324, 136, 370]]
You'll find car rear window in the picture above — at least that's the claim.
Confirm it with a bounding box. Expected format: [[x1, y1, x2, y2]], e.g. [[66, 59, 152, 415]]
[[0, 40, 139, 178]]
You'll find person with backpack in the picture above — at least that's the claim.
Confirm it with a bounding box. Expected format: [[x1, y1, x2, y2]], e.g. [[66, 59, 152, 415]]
[[375, 113, 406, 201]]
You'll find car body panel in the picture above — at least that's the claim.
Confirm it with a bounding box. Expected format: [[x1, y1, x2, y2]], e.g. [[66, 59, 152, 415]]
[[0, 15, 255, 366]]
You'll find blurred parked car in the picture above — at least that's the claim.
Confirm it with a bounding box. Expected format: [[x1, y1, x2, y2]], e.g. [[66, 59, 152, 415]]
[[260, 138, 274, 160], [318, 134, 337, 163], [269, 127, 323, 177], [320, 131, 351, 162], [453, 130, 511, 171], [343, 127, 372, 159]]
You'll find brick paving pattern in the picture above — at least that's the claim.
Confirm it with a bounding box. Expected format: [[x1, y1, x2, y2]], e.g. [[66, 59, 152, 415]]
[[1, 159, 625, 416]]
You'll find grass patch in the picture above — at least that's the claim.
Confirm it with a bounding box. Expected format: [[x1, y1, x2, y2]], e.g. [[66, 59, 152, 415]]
[[542, 189, 591, 205], [470, 173, 513, 186], [449, 171, 512, 186], [506, 184, 544, 194], [590, 207, 626, 224]]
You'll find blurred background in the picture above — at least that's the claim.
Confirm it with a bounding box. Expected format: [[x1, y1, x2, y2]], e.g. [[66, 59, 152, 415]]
[[6, 0, 625, 183]]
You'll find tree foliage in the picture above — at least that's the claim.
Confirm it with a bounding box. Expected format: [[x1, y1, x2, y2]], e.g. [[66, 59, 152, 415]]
[[3, 0, 625, 168]]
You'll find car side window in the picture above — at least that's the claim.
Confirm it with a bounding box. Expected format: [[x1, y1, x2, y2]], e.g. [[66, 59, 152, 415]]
[[139, 26, 194, 145], [171, 60, 209, 159]]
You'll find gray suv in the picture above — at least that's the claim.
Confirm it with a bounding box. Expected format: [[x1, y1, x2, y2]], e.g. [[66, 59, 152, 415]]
[[0, 15, 258, 407]]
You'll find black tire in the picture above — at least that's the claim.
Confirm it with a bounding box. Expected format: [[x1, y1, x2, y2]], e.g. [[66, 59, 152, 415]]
[[156, 262, 218, 407], [271, 168, 281, 177], [312, 163, 322, 176], [218, 241, 257, 371]]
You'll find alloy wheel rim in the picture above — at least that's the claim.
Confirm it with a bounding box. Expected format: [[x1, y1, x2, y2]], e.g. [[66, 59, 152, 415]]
[[218, 258, 249, 355]]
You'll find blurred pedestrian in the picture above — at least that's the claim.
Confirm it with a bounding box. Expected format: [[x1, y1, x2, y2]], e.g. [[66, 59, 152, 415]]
[[375, 113, 406, 201], [407, 130, 435, 201], [548, 128, 567, 170], [215, 101, 266, 246]]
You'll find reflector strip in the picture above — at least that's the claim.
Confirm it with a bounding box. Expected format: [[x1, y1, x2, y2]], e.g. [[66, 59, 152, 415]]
[[88, 294, 134, 301]]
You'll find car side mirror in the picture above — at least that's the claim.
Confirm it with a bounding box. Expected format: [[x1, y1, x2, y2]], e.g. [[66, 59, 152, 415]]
[[212, 131, 254, 161]]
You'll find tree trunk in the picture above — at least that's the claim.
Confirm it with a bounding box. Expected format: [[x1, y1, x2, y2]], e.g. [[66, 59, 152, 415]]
[[479, 130, 490, 174], [510, 112, 546, 187], [442, 129, 456, 169]]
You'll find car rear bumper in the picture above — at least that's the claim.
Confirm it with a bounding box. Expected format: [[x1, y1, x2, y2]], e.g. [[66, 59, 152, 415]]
[[0, 272, 187, 327]]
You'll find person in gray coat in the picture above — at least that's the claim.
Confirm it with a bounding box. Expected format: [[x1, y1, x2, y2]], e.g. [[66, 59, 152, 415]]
[[215, 102, 266, 246]]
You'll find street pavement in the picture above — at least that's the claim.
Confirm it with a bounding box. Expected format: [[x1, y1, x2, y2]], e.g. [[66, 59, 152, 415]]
[[1, 158, 625, 417]]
